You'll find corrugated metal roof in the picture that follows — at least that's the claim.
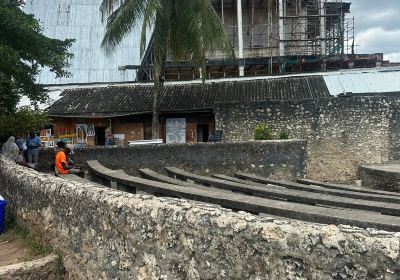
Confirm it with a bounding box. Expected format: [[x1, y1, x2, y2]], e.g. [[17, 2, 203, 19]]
[[324, 69, 400, 95]]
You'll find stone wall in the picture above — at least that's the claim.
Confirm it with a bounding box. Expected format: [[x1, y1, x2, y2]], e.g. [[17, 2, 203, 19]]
[[215, 97, 399, 182], [359, 164, 400, 192], [0, 254, 63, 280], [38, 141, 308, 180], [1, 157, 400, 279]]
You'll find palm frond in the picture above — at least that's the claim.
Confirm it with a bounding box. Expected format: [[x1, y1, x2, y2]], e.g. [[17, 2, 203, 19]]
[[152, 8, 169, 73], [101, 0, 234, 73], [140, 0, 159, 57], [101, 0, 146, 54], [169, 0, 235, 69], [99, 0, 120, 17]]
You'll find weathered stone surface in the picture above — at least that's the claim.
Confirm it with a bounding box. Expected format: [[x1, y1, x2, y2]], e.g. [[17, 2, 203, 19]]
[[38, 141, 308, 180], [1, 157, 400, 279], [359, 163, 400, 192], [215, 97, 400, 183], [0, 254, 63, 280]]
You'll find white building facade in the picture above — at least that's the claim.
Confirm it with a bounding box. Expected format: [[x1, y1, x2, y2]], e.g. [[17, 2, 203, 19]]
[[24, 0, 142, 85]]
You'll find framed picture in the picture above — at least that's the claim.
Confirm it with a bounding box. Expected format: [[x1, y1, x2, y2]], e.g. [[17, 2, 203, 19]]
[[59, 127, 76, 139], [166, 118, 186, 144], [87, 124, 95, 136], [40, 129, 52, 137], [76, 124, 88, 143]]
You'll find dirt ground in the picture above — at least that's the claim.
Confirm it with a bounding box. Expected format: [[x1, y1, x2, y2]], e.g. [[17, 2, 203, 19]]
[[0, 231, 36, 267]]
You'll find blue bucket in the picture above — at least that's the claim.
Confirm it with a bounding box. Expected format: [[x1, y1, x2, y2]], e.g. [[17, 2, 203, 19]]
[[0, 199, 7, 234]]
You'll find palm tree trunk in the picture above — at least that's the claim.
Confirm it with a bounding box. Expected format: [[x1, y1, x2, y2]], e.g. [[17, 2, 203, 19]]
[[152, 75, 160, 139], [152, 57, 165, 139], [151, 33, 167, 138]]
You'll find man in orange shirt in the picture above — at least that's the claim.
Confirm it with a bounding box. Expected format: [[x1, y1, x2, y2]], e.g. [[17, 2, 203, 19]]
[[54, 145, 84, 178]]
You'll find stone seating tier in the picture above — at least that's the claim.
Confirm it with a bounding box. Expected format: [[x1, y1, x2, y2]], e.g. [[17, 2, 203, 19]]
[[88, 160, 400, 232]]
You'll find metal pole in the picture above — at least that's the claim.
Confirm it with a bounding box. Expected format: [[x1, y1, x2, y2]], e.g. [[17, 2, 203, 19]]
[[237, 0, 244, 76], [279, 0, 285, 57], [320, 0, 326, 71], [251, 0, 254, 47]]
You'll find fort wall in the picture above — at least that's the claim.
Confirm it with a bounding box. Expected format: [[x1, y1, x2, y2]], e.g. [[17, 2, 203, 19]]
[[215, 96, 400, 182], [38, 141, 308, 180], [1, 156, 400, 279]]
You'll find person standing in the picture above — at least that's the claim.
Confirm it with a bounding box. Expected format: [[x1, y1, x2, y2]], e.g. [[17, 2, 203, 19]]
[[1, 136, 19, 161], [26, 131, 41, 165]]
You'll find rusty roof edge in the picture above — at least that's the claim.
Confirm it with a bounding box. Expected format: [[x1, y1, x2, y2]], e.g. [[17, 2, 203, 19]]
[[48, 112, 152, 118]]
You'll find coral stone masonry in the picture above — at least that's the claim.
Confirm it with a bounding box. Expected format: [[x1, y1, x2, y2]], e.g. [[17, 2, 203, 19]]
[[215, 96, 400, 182], [1, 156, 400, 279]]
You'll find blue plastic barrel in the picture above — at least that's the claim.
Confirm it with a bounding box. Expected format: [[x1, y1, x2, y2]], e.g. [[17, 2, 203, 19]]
[[0, 199, 7, 234]]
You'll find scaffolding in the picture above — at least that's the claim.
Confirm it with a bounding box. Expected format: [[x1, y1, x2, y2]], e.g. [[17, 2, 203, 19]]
[[135, 0, 367, 81], [212, 0, 352, 58]]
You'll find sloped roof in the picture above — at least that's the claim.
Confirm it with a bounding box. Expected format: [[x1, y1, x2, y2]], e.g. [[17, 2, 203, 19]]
[[47, 76, 330, 117], [324, 68, 400, 96]]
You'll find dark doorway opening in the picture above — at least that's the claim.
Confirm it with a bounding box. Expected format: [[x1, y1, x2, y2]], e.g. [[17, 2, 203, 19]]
[[144, 124, 152, 140], [197, 124, 209, 142], [95, 127, 106, 145]]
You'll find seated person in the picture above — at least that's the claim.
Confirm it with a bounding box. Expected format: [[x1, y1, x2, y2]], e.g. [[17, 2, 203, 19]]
[[65, 144, 79, 168], [16, 150, 30, 168], [51, 141, 65, 172], [55, 145, 84, 178]]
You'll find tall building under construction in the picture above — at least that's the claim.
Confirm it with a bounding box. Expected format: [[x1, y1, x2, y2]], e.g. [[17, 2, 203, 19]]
[[137, 0, 380, 81], [24, 0, 382, 85]]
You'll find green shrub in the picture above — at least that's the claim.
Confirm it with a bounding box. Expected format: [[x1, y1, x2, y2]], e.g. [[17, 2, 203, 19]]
[[279, 131, 289, 140], [254, 124, 274, 140]]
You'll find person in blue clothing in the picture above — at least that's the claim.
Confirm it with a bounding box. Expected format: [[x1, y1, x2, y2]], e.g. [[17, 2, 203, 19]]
[[26, 131, 41, 165]]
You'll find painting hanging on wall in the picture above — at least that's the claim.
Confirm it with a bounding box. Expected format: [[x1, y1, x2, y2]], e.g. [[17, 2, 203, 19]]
[[76, 124, 88, 143], [87, 124, 95, 136], [166, 118, 186, 144]]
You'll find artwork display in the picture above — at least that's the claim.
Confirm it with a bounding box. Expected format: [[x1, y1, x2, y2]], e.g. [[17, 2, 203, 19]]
[[40, 129, 52, 137], [87, 124, 95, 136], [105, 127, 114, 146], [58, 127, 76, 139], [40, 128, 54, 148], [113, 134, 125, 146], [166, 118, 186, 144], [76, 124, 88, 143]]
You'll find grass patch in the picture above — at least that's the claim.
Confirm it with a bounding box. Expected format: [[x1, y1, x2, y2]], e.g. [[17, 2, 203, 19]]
[[1, 209, 53, 257]]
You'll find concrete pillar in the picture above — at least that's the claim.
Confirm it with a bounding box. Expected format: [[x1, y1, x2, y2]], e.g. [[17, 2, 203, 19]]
[[237, 0, 244, 76]]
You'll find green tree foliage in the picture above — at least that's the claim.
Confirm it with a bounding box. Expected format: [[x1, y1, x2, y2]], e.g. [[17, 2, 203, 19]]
[[279, 131, 289, 140], [254, 123, 274, 140], [100, 0, 234, 138], [0, 107, 51, 137], [0, 0, 74, 113]]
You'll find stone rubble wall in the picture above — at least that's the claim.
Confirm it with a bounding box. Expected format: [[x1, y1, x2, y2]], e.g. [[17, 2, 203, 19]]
[[359, 165, 400, 192], [38, 141, 308, 180], [1, 156, 400, 279], [215, 97, 400, 183], [0, 254, 63, 280]]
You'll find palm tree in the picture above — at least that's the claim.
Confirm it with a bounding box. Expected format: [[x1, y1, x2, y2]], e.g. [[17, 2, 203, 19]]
[[100, 0, 234, 139]]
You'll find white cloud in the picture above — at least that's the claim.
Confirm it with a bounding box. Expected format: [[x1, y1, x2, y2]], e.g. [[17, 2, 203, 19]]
[[384, 53, 400, 63], [349, 1, 400, 58], [355, 27, 400, 55]]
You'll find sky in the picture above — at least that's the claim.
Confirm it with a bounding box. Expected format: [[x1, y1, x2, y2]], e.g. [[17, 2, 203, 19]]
[[349, 0, 400, 62]]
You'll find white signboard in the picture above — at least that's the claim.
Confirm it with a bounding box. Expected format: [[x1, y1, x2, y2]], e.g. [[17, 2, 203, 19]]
[[166, 118, 186, 144]]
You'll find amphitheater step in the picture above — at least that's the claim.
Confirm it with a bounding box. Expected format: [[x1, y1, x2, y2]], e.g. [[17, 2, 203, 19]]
[[87, 160, 400, 232]]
